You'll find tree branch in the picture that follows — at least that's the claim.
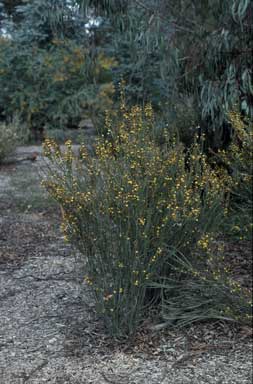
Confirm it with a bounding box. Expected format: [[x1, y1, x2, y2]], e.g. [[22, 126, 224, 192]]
[[134, 0, 195, 34]]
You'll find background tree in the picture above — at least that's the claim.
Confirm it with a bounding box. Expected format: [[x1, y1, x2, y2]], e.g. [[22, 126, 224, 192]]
[[0, 0, 116, 138], [1, 0, 23, 21], [0, 0, 252, 145], [79, 0, 252, 146]]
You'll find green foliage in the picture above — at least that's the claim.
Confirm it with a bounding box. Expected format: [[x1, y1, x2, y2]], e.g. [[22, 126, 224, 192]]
[[153, 250, 252, 328], [0, 0, 23, 25], [80, 0, 253, 142], [0, 36, 116, 135], [88, 1, 180, 108], [2, 0, 251, 144], [1, 0, 23, 16], [0, 0, 117, 137], [43, 102, 226, 336], [219, 111, 253, 240], [152, 110, 253, 329], [0, 118, 19, 162], [14, 0, 86, 45]]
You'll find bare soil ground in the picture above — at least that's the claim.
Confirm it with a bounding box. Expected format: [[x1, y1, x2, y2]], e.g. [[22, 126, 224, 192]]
[[0, 146, 252, 384]]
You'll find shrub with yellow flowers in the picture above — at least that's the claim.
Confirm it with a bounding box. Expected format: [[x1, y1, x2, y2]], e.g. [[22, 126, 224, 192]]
[[42, 101, 228, 336], [152, 111, 253, 328], [215, 110, 252, 240]]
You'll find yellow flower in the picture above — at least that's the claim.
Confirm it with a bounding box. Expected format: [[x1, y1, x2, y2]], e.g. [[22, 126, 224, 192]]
[[118, 262, 124, 268], [138, 217, 145, 226]]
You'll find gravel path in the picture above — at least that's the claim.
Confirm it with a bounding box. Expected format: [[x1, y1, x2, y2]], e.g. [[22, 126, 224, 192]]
[[0, 146, 252, 383]]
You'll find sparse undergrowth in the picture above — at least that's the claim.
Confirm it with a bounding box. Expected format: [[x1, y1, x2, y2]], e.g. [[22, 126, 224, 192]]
[[0, 120, 19, 163]]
